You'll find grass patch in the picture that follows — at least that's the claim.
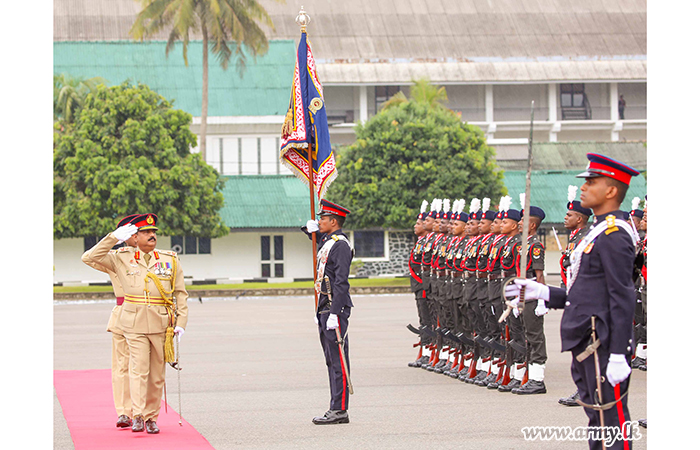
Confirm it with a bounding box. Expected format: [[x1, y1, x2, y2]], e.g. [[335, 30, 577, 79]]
[[54, 277, 410, 293]]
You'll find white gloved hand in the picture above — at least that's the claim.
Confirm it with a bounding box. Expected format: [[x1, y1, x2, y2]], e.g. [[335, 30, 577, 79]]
[[511, 301, 520, 318], [503, 278, 550, 301], [314, 315, 319, 326], [326, 313, 339, 330], [306, 220, 319, 232], [606, 354, 631, 387], [114, 223, 138, 243], [534, 299, 549, 316], [174, 326, 185, 343]]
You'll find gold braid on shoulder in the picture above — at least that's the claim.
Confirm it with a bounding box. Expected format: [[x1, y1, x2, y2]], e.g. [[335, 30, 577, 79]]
[[144, 257, 178, 363]]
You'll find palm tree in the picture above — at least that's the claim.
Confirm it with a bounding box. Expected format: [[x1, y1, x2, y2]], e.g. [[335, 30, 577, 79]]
[[54, 73, 106, 124], [380, 78, 450, 112], [130, 0, 281, 162]]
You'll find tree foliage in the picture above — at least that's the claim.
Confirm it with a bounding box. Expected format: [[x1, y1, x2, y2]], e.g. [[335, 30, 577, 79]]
[[54, 73, 106, 124], [328, 95, 506, 230], [130, 0, 280, 161], [54, 82, 229, 239]]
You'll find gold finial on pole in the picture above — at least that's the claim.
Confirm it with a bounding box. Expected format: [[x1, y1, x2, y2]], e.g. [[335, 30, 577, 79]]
[[296, 6, 311, 32]]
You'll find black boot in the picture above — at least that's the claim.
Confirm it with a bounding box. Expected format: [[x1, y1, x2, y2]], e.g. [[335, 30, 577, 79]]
[[511, 379, 547, 395], [558, 389, 581, 406]]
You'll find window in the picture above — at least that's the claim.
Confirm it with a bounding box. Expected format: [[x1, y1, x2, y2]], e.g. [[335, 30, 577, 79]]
[[560, 84, 586, 108], [84, 235, 121, 251], [170, 236, 211, 255], [353, 231, 386, 259], [208, 136, 282, 175], [375, 86, 401, 112], [261, 235, 284, 278]]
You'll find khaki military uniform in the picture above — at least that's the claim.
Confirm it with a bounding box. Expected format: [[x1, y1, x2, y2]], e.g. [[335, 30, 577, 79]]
[[83, 233, 189, 422], [81, 246, 132, 418]]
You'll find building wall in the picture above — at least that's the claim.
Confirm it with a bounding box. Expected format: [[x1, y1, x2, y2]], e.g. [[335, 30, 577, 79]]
[[54, 231, 314, 284], [444, 85, 485, 122], [356, 231, 414, 277]]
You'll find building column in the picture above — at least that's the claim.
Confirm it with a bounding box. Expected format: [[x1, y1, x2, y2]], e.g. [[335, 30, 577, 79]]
[[548, 83, 558, 142], [610, 82, 619, 141], [485, 85, 494, 139], [359, 85, 368, 123]]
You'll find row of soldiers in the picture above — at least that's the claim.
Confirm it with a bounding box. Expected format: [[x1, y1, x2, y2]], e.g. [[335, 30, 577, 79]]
[[406, 190, 648, 401], [407, 195, 549, 394]]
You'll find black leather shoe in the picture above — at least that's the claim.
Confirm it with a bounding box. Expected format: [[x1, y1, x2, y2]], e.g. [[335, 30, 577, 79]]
[[498, 378, 521, 392], [312, 410, 349, 425], [558, 390, 580, 406], [131, 415, 145, 432], [638, 418, 647, 428], [145, 419, 160, 434], [639, 363, 647, 371], [466, 370, 487, 384], [512, 379, 547, 395], [487, 378, 503, 390], [475, 372, 498, 387], [631, 357, 647, 369], [116, 415, 132, 428]]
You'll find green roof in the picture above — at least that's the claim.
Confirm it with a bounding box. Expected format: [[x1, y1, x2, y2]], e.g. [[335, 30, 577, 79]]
[[220, 175, 312, 229], [53, 40, 296, 117], [502, 170, 647, 223]]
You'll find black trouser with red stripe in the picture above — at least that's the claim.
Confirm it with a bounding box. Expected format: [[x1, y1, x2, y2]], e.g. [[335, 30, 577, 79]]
[[571, 342, 634, 450], [318, 309, 351, 411]]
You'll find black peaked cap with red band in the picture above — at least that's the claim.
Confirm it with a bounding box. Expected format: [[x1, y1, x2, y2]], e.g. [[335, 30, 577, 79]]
[[318, 200, 351, 218], [132, 213, 159, 230], [576, 153, 640, 185], [630, 209, 644, 218], [117, 214, 139, 228]]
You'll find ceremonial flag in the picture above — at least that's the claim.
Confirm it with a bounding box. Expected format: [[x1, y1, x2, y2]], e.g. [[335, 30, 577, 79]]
[[280, 31, 337, 200]]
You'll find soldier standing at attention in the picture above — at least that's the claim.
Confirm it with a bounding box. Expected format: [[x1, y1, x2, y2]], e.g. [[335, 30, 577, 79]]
[[408, 201, 431, 368], [81, 214, 139, 429], [82, 213, 188, 434], [558, 187, 592, 406], [497, 207, 526, 392], [303, 200, 354, 425], [473, 198, 497, 386], [511, 204, 548, 395], [421, 199, 442, 337], [509, 153, 641, 449]]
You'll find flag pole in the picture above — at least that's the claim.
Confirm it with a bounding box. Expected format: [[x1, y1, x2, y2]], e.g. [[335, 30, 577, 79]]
[[297, 7, 319, 311]]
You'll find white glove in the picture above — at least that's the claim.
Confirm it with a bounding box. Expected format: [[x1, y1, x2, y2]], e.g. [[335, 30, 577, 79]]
[[174, 326, 185, 343], [606, 354, 631, 387], [114, 223, 138, 243], [511, 301, 520, 318], [314, 315, 319, 326], [534, 299, 549, 316], [326, 313, 339, 330], [503, 278, 550, 301], [306, 220, 319, 232]]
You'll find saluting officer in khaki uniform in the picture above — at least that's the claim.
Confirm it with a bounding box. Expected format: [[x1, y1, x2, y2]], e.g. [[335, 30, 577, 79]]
[[83, 213, 188, 434], [82, 214, 139, 429]]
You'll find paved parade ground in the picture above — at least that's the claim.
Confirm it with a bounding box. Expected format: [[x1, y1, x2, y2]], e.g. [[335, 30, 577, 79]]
[[54, 293, 647, 449]]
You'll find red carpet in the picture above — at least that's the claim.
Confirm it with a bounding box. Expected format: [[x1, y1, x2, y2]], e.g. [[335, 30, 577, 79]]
[[54, 369, 215, 449]]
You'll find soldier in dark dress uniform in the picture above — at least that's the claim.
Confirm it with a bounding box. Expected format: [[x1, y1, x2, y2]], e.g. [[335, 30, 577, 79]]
[[420, 199, 441, 338], [461, 199, 490, 383], [473, 199, 498, 386], [511, 206, 548, 395], [302, 200, 354, 425], [497, 207, 527, 392], [484, 197, 512, 390], [408, 201, 431, 367], [508, 153, 641, 449], [558, 194, 592, 406]]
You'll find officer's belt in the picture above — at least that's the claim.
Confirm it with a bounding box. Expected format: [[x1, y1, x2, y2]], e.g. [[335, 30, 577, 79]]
[[476, 271, 488, 279], [124, 294, 168, 306], [487, 273, 501, 281], [575, 338, 601, 362]]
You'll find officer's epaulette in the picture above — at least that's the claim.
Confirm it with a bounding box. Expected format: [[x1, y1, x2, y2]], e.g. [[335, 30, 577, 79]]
[[117, 246, 133, 253], [157, 249, 178, 257], [331, 235, 339, 241], [605, 214, 619, 235]]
